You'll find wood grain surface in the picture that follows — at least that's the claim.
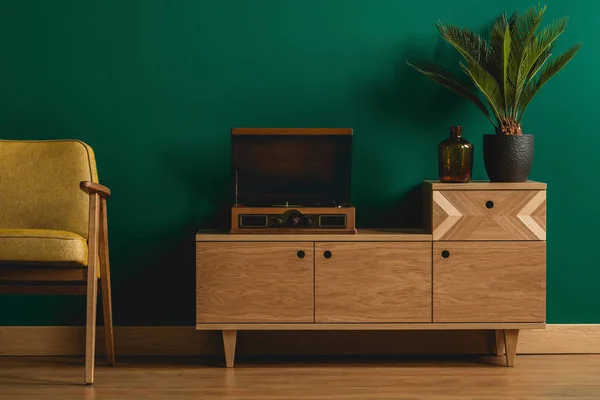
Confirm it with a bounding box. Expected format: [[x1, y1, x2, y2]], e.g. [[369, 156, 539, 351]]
[[196, 242, 314, 323], [0, 268, 86, 282], [196, 229, 432, 242], [504, 329, 520, 367], [314, 242, 432, 322], [432, 190, 546, 240], [84, 192, 101, 384], [196, 323, 543, 330], [222, 330, 237, 368], [99, 197, 115, 366], [79, 181, 111, 198], [423, 180, 547, 190], [0, 355, 599, 399], [495, 329, 505, 356], [433, 241, 546, 322], [1, 325, 599, 356]]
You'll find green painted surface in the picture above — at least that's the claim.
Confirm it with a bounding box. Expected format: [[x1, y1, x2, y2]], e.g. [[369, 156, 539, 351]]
[[0, 0, 597, 325]]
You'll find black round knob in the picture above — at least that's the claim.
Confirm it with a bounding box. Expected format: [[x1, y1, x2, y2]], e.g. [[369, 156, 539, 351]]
[[290, 216, 301, 226], [486, 200, 494, 209], [297, 250, 305, 259], [323, 250, 332, 259], [269, 217, 283, 226], [303, 216, 313, 226], [441, 250, 450, 258]]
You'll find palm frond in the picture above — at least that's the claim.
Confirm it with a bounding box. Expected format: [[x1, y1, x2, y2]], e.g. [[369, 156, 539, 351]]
[[488, 13, 511, 114], [508, 4, 546, 118], [526, 43, 555, 82], [407, 5, 580, 131], [407, 61, 495, 125], [508, 11, 519, 29], [519, 17, 568, 88], [460, 61, 503, 123], [436, 22, 489, 66], [516, 79, 537, 123], [517, 43, 582, 121], [513, 4, 546, 45]]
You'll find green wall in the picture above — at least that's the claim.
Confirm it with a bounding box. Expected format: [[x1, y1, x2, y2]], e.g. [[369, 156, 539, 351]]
[[0, 0, 598, 325]]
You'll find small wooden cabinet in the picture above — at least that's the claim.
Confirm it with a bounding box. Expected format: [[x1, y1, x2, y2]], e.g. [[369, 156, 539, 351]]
[[196, 181, 547, 368]]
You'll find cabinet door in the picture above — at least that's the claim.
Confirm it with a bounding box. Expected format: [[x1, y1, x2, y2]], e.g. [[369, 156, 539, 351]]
[[196, 242, 314, 323], [433, 242, 546, 322], [315, 242, 432, 322]]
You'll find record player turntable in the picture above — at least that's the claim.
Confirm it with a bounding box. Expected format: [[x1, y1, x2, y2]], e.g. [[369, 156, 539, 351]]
[[230, 128, 356, 234]]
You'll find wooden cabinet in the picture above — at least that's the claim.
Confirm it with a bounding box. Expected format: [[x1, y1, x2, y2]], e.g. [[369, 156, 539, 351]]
[[196, 182, 547, 368], [315, 242, 431, 323], [433, 241, 546, 323], [422, 180, 547, 367], [196, 242, 314, 323]]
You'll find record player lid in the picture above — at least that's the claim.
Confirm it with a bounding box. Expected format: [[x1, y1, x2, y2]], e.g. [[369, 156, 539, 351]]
[[232, 128, 352, 207]]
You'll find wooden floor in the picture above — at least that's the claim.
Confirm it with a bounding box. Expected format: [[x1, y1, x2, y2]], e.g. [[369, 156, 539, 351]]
[[0, 355, 599, 399]]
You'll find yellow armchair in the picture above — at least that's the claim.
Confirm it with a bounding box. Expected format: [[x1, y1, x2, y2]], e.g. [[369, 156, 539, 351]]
[[0, 139, 114, 384]]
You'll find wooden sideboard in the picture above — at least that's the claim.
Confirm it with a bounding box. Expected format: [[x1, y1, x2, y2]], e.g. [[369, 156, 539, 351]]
[[196, 181, 547, 368]]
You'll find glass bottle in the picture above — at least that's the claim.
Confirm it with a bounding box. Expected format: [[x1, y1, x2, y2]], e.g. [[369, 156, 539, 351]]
[[438, 126, 473, 183]]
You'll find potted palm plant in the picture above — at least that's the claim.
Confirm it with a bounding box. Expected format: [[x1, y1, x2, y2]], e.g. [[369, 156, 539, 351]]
[[408, 5, 581, 182]]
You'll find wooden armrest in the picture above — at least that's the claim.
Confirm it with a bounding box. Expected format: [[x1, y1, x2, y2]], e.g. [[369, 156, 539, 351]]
[[80, 181, 111, 198]]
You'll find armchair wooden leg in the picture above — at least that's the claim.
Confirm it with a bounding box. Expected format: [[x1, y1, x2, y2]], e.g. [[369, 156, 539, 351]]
[[99, 198, 115, 366], [85, 193, 101, 385]]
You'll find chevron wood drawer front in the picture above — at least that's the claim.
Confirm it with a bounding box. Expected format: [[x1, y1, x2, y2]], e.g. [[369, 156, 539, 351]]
[[423, 182, 546, 241]]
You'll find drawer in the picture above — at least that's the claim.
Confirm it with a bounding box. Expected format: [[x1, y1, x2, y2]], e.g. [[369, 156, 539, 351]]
[[431, 189, 546, 240]]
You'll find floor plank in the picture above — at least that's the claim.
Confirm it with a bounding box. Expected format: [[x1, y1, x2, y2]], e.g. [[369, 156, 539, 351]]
[[0, 355, 599, 399]]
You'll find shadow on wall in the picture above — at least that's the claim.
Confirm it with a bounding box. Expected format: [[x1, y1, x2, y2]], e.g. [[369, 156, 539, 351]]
[[386, 17, 497, 127], [110, 223, 199, 325], [160, 146, 232, 229], [359, 184, 424, 229], [354, 36, 470, 228], [108, 145, 232, 325], [363, 35, 470, 131]]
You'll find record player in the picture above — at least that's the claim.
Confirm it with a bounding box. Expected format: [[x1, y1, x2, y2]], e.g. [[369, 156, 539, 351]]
[[230, 127, 356, 234]]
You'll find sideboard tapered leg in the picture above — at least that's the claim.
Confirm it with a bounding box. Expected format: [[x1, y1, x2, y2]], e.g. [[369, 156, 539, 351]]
[[494, 330, 505, 356], [504, 329, 519, 367], [222, 330, 237, 368]]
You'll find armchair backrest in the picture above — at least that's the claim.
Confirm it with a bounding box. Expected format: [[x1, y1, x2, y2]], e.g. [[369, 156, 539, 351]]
[[0, 140, 99, 239]]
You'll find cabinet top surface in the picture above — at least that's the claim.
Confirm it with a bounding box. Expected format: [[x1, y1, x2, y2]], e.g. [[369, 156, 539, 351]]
[[196, 229, 432, 242], [423, 180, 546, 190]]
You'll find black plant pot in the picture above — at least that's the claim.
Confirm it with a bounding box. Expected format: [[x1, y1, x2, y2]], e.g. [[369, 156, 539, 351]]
[[483, 134, 534, 182]]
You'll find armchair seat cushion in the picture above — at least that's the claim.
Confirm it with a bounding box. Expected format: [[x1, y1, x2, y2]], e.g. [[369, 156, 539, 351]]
[[0, 229, 88, 267]]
